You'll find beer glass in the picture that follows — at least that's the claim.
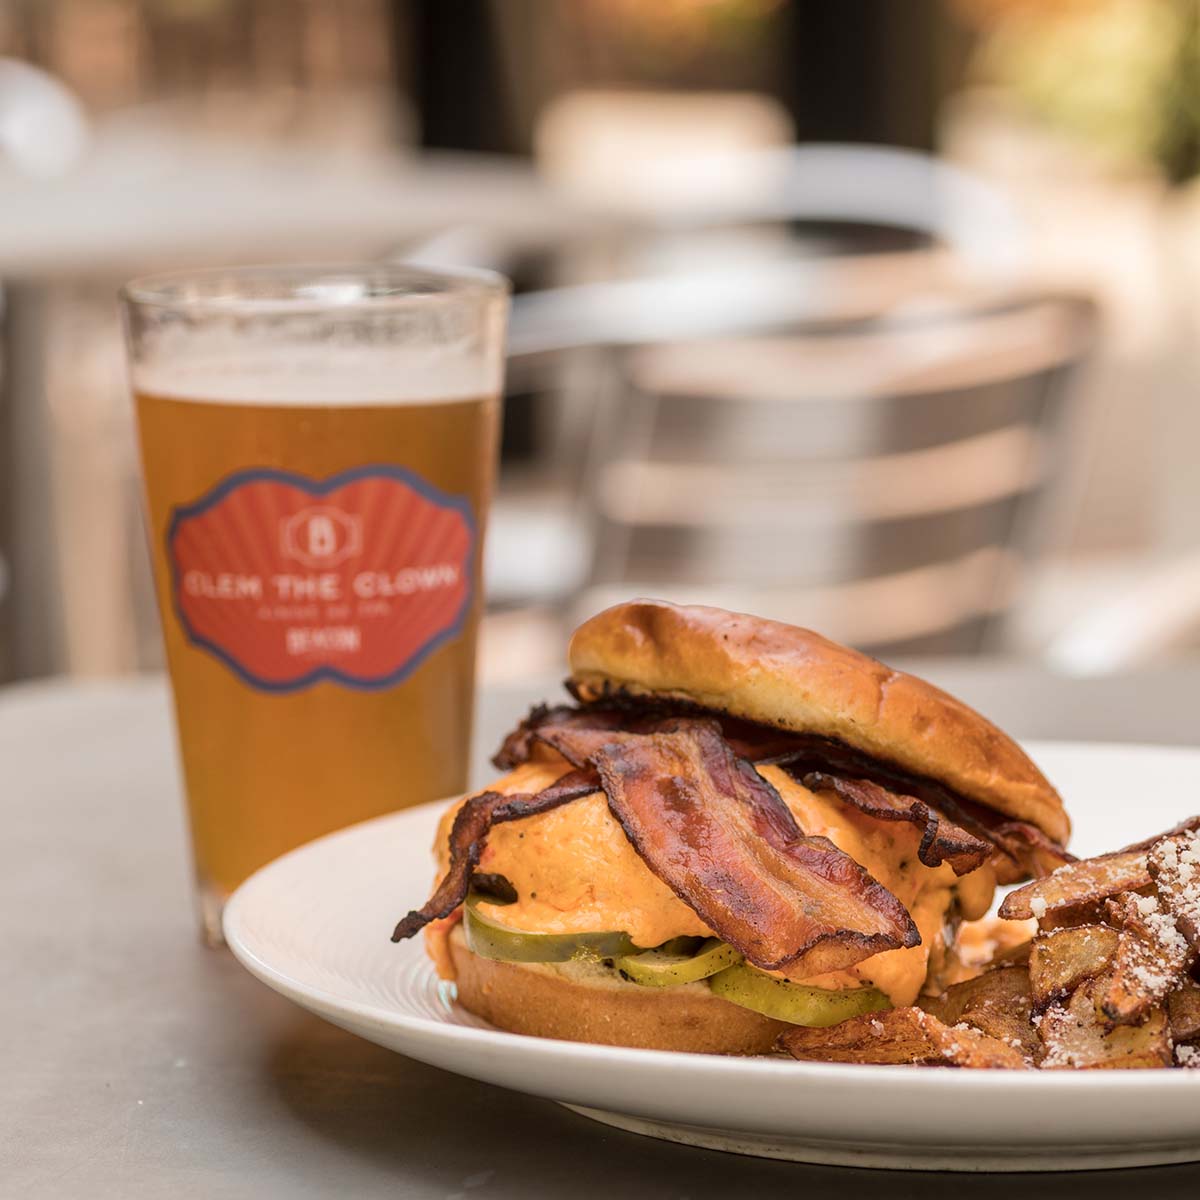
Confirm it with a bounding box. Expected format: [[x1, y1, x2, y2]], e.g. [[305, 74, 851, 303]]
[[121, 264, 508, 943]]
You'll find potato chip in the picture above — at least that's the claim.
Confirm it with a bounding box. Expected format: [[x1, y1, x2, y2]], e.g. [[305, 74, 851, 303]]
[[998, 851, 1151, 922], [921, 966, 1039, 1063], [1037, 979, 1173, 1069], [1034, 899, 1110, 932], [995, 937, 1035, 966], [1167, 979, 1200, 1044], [1147, 832, 1200, 955], [1101, 893, 1193, 1024], [1028, 925, 1118, 1011], [778, 1006, 1027, 1069]]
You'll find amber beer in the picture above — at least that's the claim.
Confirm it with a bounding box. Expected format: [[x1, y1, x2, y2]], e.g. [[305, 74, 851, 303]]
[[123, 266, 507, 942]]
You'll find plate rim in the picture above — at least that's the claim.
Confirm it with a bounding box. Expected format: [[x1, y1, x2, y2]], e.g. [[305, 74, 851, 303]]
[[224, 738, 1200, 1093]]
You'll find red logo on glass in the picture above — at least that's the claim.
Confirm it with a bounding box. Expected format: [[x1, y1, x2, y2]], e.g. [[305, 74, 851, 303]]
[[167, 466, 474, 692]]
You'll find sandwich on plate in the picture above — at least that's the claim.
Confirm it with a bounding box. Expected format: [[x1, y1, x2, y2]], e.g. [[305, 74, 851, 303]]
[[392, 599, 1073, 1056]]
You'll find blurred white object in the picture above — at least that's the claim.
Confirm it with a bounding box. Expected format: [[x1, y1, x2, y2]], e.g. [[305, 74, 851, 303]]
[[538, 92, 1025, 276], [508, 251, 967, 358], [1046, 552, 1200, 674], [484, 491, 590, 608], [510, 141, 1028, 356], [752, 143, 1027, 276], [0, 126, 593, 276], [0, 59, 88, 178], [536, 90, 794, 218]]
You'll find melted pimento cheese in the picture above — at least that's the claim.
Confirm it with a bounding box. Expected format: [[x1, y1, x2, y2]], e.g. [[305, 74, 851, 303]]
[[426, 757, 996, 1005]]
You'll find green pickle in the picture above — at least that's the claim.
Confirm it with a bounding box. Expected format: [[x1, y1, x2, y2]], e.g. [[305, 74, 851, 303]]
[[616, 939, 742, 987], [462, 895, 886, 1023], [708, 962, 890, 1026], [463, 893, 643, 962]]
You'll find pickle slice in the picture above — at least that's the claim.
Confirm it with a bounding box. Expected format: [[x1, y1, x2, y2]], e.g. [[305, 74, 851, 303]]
[[654, 936, 707, 957], [708, 962, 890, 1026], [463, 894, 643, 963], [616, 939, 743, 987]]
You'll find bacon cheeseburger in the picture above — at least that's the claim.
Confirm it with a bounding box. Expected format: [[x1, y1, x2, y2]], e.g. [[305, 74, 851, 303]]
[[392, 600, 1070, 1054]]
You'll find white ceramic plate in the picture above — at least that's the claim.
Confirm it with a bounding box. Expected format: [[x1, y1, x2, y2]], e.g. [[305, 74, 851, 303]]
[[225, 741, 1200, 1173]]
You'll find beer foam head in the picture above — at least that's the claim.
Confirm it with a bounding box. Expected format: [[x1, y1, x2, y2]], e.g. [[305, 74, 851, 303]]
[[124, 264, 507, 405], [131, 343, 501, 406]]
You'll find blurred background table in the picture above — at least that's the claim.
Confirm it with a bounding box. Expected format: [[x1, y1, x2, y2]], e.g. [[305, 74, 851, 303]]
[[5, 666, 1200, 1199], [9, 0, 1200, 690]]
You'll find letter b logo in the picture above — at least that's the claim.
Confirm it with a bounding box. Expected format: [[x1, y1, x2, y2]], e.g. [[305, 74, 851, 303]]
[[307, 515, 337, 558], [282, 506, 363, 568]]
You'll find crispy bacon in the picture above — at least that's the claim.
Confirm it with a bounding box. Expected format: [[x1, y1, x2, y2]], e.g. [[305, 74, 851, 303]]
[[946, 802, 1075, 882], [536, 718, 642, 770], [493, 704, 764, 770], [492, 705, 626, 770], [987, 820, 1075, 879], [691, 717, 817, 765], [495, 703, 1072, 882], [776, 746, 1037, 880], [776, 745, 1073, 883], [583, 720, 920, 976], [498, 704, 899, 774], [400, 700, 1065, 964], [801, 771, 992, 875], [390, 769, 598, 942]]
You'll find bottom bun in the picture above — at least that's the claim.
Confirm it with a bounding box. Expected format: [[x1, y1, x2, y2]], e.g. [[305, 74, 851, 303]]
[[448, 926, 787, 1055]]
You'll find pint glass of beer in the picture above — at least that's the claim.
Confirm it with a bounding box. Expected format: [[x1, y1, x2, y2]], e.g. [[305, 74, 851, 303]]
[[121, 265, 507, 943]]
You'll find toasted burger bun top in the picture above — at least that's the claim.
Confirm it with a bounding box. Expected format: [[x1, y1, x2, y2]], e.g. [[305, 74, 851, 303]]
[[568, 599, 1068, 845]]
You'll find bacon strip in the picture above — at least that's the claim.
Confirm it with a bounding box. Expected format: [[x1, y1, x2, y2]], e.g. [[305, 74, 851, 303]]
[[492, 705, 626, 770], [778, 746, 1073, 882], [390, 769, 598, 942], [801, 771, 992, 875], [986, 820, 1075, 880], [407, 704, 1063, 961], [772, 743, 1030, 877], [495, 704, 1072, 881], [536, 719, 637, 770], [582, 720, 919, 976], [496, 704, 874, 773]]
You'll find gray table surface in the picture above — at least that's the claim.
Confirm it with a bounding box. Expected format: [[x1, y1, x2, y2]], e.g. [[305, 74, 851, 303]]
[[6, 662, 1200, 1199]]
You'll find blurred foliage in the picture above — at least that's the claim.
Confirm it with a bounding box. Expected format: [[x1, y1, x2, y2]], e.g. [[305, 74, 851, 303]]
[[1159, 0, 1200, 184], [967, 0, 1200, 184]]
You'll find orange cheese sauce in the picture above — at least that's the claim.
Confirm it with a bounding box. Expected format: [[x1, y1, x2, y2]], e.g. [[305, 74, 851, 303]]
[[426, 757, 996, 1006], [426, 761, 710, 966], [928, 914, 1038, 990]]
